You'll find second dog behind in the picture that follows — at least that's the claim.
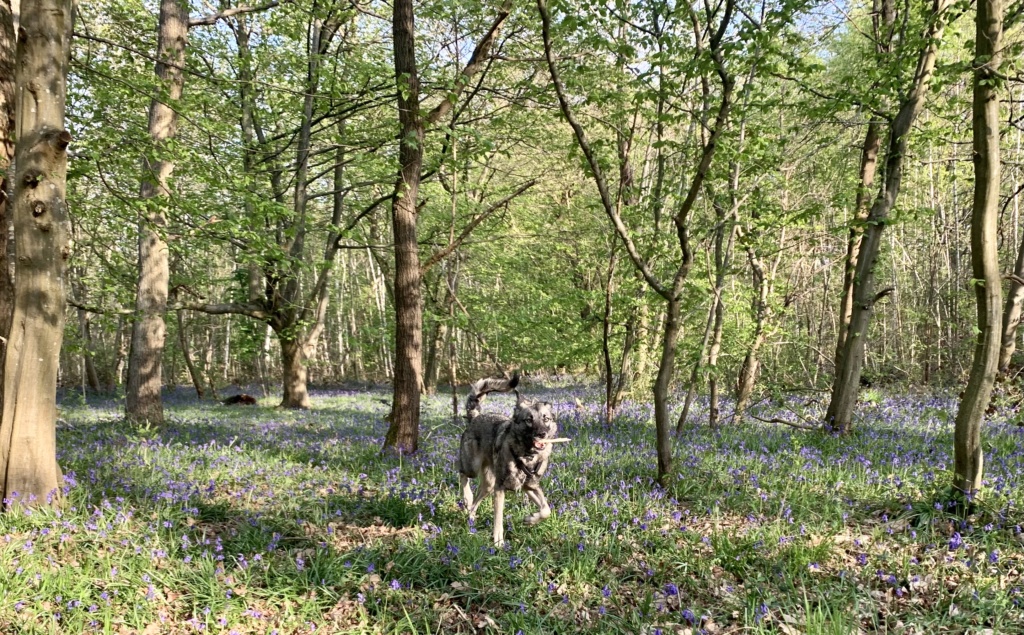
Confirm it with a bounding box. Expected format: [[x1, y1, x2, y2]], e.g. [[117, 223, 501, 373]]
[[457, 374, 557, 546]]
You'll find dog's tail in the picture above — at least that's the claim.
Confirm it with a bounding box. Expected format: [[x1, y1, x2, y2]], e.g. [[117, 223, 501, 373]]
[[465, 373, 520, 420]]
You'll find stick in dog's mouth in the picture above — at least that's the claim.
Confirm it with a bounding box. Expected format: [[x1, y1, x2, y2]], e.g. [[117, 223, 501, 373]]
[[535, 438, 571, 445]]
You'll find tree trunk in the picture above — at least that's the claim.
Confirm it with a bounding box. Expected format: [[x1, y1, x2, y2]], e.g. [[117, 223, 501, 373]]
[[735, 246, 769, 418], [825, 0, 949, 433], [953, 0, 1002, 499], [608, 285, 642, 418], [602, 247, 619, 422], [0, 0, 72, 507], [998, 237, 1024, 372], [279, 335, 310, 409], [383, 0, 510, 454], [176, 310, 205, 399], [0, 0, 16, 413], [834, 123, 881, 369], [126, 0, 188, 426], [384, 0, 424, 455], [652, 299, 681, 485], [707, 291, 726, 428], [76, 306, 101, 392]]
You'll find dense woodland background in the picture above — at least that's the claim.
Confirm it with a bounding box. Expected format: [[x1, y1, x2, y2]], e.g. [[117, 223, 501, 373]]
[[5, 1, 1024, 631], [18, 0, 1023, 418]]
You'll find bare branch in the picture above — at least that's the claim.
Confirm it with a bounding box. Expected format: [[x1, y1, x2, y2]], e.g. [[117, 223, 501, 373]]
[[749, 414, 821, 431], [872, 286, 895, 303], [68, 298, 133, 316], [420, 179, 537, 274], [425, 2, 511, 125], [537, 0, 668, 299], [189, 1, 282, 27], [179, 302, 271, 321]]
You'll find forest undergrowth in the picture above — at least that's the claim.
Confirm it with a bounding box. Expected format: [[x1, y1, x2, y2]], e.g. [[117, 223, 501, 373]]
[[1, 383, 1023, 634]]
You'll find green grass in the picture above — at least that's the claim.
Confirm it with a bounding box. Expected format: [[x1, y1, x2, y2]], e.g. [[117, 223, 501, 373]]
[[0, 386, 1022, 634]]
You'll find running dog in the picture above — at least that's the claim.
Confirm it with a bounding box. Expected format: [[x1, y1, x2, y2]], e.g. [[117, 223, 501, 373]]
[[457, 374, 557, 546]]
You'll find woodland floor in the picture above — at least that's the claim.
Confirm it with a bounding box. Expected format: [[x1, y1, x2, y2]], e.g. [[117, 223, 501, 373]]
[[1, 382, 1023, 634]]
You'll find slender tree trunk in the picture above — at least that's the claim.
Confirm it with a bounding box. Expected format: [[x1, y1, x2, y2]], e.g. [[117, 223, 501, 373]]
[[0, 0, 17, 412], [113, 317, 127, 387], [653, 299, 681, 483], [834, 123, 881, 368], [0, 0, 72, 506], [707, 289, 726, 427], [176, 310, 205, 398], [998, 238, 1024, 372], [126, 0, 187, 426], [602, 248, 619, 422], [76, 305, 101, 392], [678, 208, 737, 433], [708, 186, 739, 428], [953, 0, 1002, 499], [825, 0, 949, 433], [204, 327, 219, 398], [735, 246, 769, 418]]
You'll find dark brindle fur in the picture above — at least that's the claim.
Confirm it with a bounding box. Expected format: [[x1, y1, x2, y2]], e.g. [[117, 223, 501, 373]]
[[458, 374, 557, 546]]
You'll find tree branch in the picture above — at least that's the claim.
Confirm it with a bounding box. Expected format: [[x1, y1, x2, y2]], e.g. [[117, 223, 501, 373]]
[[189, 1, 282, 27], [537, 0, 668, 299], [420, 179, 537, 274], [425, 2, 512, 126], [873, 286, 895, 303], [179, 302, 271, 321], [68, 298, 133, 316], [749, 414, 820, 431]]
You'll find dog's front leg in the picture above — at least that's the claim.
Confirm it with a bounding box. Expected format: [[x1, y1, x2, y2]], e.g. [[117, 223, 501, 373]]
[[459, 474, 474, 511], [492, 489, 505, 547], [524, 485, 551, 525]]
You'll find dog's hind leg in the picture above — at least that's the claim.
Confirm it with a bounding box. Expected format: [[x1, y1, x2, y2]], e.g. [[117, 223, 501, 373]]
[[467, 469, 495, 521], [524, 485, 551, 526], [492, 489, 506, 547]]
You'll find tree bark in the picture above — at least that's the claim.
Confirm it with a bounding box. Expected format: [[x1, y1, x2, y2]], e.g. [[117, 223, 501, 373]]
[[953, 0, 1002, 499], [653, 298, 681, 480], [834, 122, 881, 369], [998, 237, 1024, 372], [279, 335, 309, 409], [825, 0, 950, 433], [76, 304, 102, 392], [0, 0, 16, 413], [734, 231, 780, 418], [0, 0, 72, 507], [384, 0, 424, 453], [126, 0, 187, 426], [383, 1, 510, 454], [602, 247, 619, 422], [176, 310, 205, 398]]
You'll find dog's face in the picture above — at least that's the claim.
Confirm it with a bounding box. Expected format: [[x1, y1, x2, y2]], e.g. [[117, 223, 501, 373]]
[[512, 399, 557, 450]]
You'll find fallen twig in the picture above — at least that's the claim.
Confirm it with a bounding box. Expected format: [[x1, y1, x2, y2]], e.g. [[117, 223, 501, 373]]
[[749, 414, 820, 431], [536, 437, 572, 444]]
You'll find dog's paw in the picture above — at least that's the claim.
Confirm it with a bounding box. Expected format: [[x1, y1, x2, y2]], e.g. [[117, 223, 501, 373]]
[[526, 507, 551, 525]]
